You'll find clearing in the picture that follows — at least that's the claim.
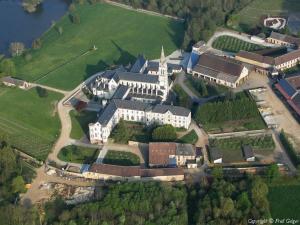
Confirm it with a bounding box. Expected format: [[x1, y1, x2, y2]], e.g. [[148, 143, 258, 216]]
[[13, 2, 184, 90]]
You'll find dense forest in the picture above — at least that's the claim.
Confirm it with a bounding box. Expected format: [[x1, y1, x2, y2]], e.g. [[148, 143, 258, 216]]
[[113, 0, 254, 48], [7, 170, 270, 225]]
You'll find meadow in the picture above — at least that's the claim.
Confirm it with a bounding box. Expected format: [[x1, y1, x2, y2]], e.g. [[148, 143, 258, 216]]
[[268, 184, 300, 221], [13, 2, 184, 90], [58, 145, 99, 164], [228, 0, 300, 32], [0, 86, 62, 160]]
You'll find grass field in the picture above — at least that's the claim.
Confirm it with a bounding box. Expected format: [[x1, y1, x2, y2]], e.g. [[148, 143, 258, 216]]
[[13, 2, 184, 90], [58, 145, 99, 164], [269, 184, 300, 221], [103, 150, 140, 166], [212, 36, 266, 53], [70, 110, 98, 140], [228, 0, 300, 32], [0, 87, 62, 160], [209, 135, 275, 163]]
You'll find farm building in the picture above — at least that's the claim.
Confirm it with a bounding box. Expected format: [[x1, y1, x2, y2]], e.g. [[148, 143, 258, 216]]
[[209, 147, 223, 164], [191, 53, 249, 88], [266, 31, 300, 48], [1, 76, 30, 89]]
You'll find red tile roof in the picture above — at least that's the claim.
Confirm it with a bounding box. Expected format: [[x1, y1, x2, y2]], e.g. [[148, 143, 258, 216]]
[[149, 142, 176, 166]]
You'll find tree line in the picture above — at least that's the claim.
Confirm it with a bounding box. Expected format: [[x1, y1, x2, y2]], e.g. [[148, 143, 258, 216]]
[[113, 0, 254, 49]]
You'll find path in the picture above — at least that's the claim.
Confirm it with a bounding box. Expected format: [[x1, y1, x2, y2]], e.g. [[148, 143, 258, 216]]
[[104, 0, 184, 22], [206, 29, 280, 48], [30, 83, 69, 95]]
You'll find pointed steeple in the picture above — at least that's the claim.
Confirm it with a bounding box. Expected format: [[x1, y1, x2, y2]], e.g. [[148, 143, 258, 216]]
[[160, 46, 166, 65]]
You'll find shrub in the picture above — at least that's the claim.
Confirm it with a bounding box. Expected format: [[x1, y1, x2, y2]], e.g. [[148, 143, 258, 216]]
[[32, 38, 42, 49], [152, 125, 177, 142], [71, 13, 81, 24], [36, 86, 48, 98], [279, 130, 300, 166]]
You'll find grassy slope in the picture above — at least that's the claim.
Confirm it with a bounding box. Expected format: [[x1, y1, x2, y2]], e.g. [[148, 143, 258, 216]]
[[269, 184, 300, 220], [0, 87, 62, 159], [230, 0, 300, 31], [14, 3, 184, 90], [70, 110, 97, 140]]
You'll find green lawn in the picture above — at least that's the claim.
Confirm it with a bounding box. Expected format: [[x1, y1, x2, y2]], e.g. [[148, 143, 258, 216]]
[[210, 135, 275, 163], [103, 150, 140, 166], [212, 35, 266, 53], [228, 0, 300, 32], [0, 86, 62, 160], [70, 110, 98, 140], [269, 184, 300, 221], [58, 145, 99, 164], [178, 130, 198, 144], [13, 2, 184, 90]]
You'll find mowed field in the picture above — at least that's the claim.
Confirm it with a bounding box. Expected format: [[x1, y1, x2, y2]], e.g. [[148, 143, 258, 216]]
[[268, 184, 300, 221], [0, 86, 62, 160], [229, 0, 300, 31], [13, 3, 184, 90]]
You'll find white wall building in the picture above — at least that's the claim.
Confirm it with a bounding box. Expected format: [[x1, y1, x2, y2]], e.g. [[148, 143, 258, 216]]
[[89, 99, 191, 144]]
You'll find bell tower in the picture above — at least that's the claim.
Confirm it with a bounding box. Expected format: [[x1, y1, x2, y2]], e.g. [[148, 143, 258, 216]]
[[158, 46, 169, 101]]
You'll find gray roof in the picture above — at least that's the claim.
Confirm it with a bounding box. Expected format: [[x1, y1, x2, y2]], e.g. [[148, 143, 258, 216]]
[[113, 71, 159, 84], [147, 61, 159, 72], [112, 85, 130, 99], [97, 100, 191, 126], [242, 145, 254, 159], [1, 76, 27, 86], [152, 104, 191, 117], [176, 144, 195, 156], [210, 147, 222, 161], [130, 55, 147, 73], [269, 31, 300, 45]]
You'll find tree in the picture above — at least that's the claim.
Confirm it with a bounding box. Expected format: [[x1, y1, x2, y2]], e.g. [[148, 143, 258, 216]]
[[36, 86, 48, 98], [32, 38, 42, 49], [152, 125, 177, 142], [250, 177, 268, 205], [266, 164, 280, 183], [0, 59, 16, 76], [211, 166, 223, 180], [111, 119, 131, 144], [9, 42, 25, 57], [69, 3, 76, 12], [221, 197, 234, 216], [12, 176, 26, 194], [71, 13, 81, 24]]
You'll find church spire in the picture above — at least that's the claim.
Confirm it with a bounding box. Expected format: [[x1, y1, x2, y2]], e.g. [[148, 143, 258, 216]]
[[160, 46, 166, 65]]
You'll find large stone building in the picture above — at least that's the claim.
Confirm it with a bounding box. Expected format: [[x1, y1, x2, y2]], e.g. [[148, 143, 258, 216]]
[[235, 48, 300, 74], [266, 31, 300, 48], [89, 99, 191, 144], [190, 53, 249, 88], [91, 47, 181, 103], [148, 142, 197, 168]]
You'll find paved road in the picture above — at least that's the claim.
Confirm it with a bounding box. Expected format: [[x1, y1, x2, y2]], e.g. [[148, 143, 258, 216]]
[[30, 83, 69, 95]]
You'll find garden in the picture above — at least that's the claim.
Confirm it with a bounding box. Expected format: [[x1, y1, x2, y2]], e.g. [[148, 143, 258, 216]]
[[212, 35, 266, 53], [58, 145, 99, 164], [103, 150, 140, 166]]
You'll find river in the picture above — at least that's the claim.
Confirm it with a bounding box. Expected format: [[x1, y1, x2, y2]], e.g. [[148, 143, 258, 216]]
[[0, 0, 69, 55]]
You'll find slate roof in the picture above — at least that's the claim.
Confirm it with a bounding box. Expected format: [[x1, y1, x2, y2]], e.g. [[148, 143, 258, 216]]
[[242, 145, 254, 159], [176, 144, 195, 156], [96, 100, 191, 126], [130, 54, 147, 73], [113, 71, 159, 83], [151, 104, 190, 117], [277, 79, 297, 98], [209, 147, 222, 161], [1, 76, 27, 86], [111, 85, 130, 99], [147, 61, 159, 72]]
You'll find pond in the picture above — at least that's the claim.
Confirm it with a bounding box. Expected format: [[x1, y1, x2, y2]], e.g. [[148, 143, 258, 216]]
[[0, 0, 69, 55]]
